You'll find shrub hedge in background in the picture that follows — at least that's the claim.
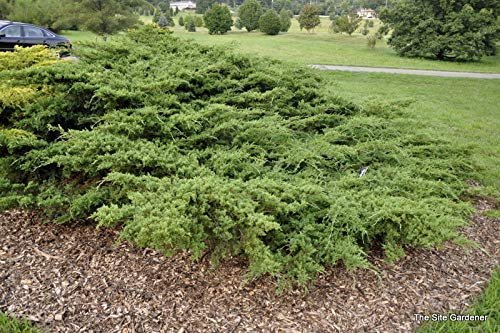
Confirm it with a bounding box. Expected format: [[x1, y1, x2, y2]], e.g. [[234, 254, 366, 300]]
[[259, 10, 282, 36], [0, 26, 474, 286]]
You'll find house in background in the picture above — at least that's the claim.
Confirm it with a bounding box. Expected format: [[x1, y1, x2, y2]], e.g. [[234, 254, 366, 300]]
[[356, 8, 377, 19], [170, 1, 197, 11]]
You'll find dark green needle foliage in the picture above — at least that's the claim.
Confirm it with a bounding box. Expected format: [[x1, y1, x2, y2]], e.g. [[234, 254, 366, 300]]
[[279, 9, 292, 32], [259, 10, 282, 35], [238, 0, 263, 32], [380, 0, 499, 61], [203, 4, 232, 35], [0, 26, 474, 286]]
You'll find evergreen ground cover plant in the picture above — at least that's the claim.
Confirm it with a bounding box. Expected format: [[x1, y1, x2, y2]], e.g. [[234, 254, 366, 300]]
[[0, 26, 475, 286]]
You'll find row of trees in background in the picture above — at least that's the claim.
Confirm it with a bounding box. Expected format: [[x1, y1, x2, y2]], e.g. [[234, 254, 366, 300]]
[[236, 0, 291, 35], [195, 0, 293, 35], [0, 0, 150, 35], [195, 0, 393, 16]]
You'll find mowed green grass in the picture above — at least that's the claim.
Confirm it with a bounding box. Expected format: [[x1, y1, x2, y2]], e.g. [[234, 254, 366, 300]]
[[0, 313, 41, 333], [60, 30, 99, 43], [318, 71, 500, 191], [168, 15, 500, 73], [62, 16, 500, 73]]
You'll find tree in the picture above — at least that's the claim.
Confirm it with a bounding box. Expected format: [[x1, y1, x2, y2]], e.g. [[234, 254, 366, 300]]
[[203, 4, 232, 34], [178, 16, 185, 26], [164, 11, 175, 26], [259, 9, 281, 35], [153, 9, 161, 23], [196, 0, 216, 14], [331, 15, 362, 35], [76, 0, 141, 36], [279, 9, 292, 32], [379, 0, 500, 61], [0, 0, 11, 19], [185, 16, 196, 31], [367, 34, 377, 48], [361, 20, 370, 35], [298, 4, 320, 32], [7, 0, 74, 32], [194, 16, 204, 27], [174, 6, 180, 15], [238, 0, 263, 32], [235, 17, 243, 30], [158, 14, 169, 27]]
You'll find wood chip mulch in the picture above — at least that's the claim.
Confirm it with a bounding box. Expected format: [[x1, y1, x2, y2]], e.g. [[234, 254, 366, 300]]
[[1, 198, 498, 333]]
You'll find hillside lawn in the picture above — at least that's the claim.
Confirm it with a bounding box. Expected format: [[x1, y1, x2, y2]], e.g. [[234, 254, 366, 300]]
[[63, 16, 500, 73], [319, 71, 500, 192], [170, 15, 500, 73]]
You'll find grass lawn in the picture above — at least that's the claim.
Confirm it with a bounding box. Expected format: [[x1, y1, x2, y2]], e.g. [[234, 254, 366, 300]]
[[168, 16, 500, 73], [0, 313, 41, 333], [318, 71, 500, 191], [62, 16, 500, 73], [60, 30, 98, 43]]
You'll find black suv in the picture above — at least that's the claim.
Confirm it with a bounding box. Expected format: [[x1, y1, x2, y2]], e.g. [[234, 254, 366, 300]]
[[0, 20, 71, 51]]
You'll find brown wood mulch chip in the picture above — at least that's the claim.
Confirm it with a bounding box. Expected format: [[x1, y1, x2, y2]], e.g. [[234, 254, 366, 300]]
[[1, 198, 498, 333]]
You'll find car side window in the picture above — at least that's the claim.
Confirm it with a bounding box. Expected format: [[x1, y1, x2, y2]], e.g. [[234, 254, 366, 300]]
[[24, 26, 45, 37], [42, 29, 55, 37], [1, 25, 22, 37]]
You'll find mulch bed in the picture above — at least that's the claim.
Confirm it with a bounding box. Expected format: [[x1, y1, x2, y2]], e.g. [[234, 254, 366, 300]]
[[1, 199, 498, 333]]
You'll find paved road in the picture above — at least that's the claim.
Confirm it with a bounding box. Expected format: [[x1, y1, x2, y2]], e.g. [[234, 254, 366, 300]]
[[310, 64, 500, 79]]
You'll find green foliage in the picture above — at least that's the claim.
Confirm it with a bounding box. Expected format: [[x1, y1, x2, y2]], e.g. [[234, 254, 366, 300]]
[[367, 34, 377, 48], [235, 17, 243, 30], [0, 45, 57, 71], [157, 14, 168, 27], [194, 16, 203, 27], [75, 0, 141, 36], [158, 12, 175, 27], [380, 0, 500, 61], [259, 10, 281, 36], [185, 16, 196, 32], [153, 9, 161, 23], [298, 4, 320, 32], [203, 4, 232, 35], [6, 0, 74, 33], [178, 15, 185, 26], [484, 208, 500, 218], [0, 0, 10, 19], [0, 313, 42, 333], [331, 15, 362, 36], [195, 0, 216, 14], [418, 269, 499, 333], [0, 26, 475, 285], [238, 0, 263, 32], [361, 20, 370, 35], [279, 9, 292, 32]]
